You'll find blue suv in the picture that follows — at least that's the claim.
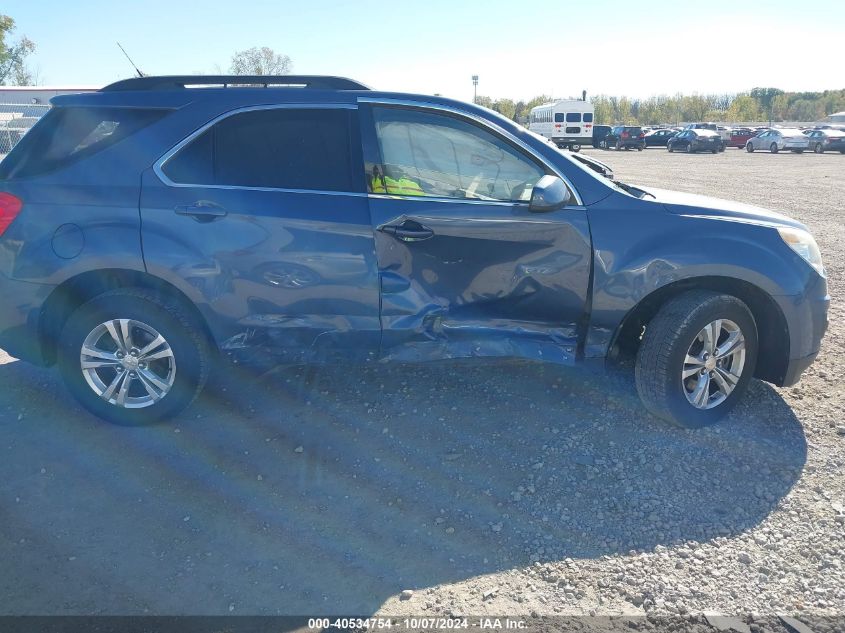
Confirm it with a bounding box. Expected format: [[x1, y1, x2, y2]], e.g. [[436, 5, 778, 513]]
[[0, 75, 829, 427]]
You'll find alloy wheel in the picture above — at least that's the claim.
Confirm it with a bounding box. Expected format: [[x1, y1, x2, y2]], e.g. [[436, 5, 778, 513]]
[[80, 319, 176, 408], [682, 319, 746, 410]]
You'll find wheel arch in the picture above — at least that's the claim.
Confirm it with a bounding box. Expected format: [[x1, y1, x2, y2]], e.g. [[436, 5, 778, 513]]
[[38, 268, 217, 366], [608, 276, 789, 384]]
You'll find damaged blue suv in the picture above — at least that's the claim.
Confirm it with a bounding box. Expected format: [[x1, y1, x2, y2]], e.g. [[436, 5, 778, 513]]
[[0, 76, 829, 427]]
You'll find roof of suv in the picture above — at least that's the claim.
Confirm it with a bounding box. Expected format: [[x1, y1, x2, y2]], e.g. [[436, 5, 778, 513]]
[[47, 74, 487, 120]]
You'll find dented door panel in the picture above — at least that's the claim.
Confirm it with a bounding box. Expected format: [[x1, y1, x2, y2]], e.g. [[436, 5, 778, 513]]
[[369, 197, 592, 363]]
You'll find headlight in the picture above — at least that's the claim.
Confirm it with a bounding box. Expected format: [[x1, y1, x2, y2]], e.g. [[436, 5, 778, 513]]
[[778, 227, 825, 275]]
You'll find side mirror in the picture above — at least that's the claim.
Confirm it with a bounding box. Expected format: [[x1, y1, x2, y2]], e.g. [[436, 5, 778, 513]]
[[529, 175, 572, 212]]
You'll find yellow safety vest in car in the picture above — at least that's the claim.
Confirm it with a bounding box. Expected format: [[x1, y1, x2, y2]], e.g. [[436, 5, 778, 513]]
[[371, 175, 425, 196]]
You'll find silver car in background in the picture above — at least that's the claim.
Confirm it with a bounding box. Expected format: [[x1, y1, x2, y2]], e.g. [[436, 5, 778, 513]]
[[746, 128, 810, 153]]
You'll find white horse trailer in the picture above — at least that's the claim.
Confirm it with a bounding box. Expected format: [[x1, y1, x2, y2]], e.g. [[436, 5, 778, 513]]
[[528, 100, 595, 152]]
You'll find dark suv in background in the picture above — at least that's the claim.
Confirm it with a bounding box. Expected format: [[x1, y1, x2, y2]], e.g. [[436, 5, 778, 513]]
[[591, 124, 612, 148], [602, 126, 645, 151], [0, 75, 829, 428]]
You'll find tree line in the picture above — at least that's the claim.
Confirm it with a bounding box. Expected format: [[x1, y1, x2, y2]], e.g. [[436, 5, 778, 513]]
[[476, 88, 845, 125]]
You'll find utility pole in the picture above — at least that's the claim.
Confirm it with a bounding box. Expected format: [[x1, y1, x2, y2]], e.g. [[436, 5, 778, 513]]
[[472, 75, 479, 104]]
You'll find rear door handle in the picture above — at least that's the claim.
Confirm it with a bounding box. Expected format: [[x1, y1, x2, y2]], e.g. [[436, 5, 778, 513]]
[[174, 202, 228, 221], [378, 220, 434, 242]]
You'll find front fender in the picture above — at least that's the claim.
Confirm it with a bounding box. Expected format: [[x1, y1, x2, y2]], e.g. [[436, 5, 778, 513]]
[[584, 196, 816, 359]]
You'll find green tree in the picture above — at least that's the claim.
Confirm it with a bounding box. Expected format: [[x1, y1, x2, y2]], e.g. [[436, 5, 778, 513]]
[[229, 46, 291, 75], [750, 87, 784, 122], [474, 95, 494, 109], [725, 95, 761, 122], [0, 14, 35, 85], [591, 96, 613, 124], [787, 99, 823, 122], [493, 98, 516, 120], [770, 93, 790, 122]]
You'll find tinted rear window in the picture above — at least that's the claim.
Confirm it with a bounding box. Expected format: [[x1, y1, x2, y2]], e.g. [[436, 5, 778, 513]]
[[0, 107, 166, 180], [163, 108, 355, 192], [566, 112, 581, 122]]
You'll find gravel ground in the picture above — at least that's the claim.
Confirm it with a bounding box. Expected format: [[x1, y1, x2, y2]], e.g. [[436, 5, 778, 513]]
[[0, 147, 842, 630]]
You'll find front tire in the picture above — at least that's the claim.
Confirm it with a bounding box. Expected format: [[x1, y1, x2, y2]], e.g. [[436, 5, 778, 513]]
[[770, 143, 779, 153], [814, 143, 823, 153], [58, 288, 211, 425], [746, 142, 754, 153], [635, 290, 758, 429]]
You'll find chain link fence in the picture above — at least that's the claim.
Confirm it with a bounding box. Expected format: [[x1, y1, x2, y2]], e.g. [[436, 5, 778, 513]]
[[0, 103, 51, 159]]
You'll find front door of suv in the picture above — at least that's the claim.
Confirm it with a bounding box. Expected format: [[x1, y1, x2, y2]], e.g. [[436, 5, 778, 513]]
[[140, 104, 380, 360], [360, 102, 592, 364]]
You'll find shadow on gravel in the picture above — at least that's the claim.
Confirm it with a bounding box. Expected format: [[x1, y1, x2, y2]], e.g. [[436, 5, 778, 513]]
[[0, 355, 806, 615]]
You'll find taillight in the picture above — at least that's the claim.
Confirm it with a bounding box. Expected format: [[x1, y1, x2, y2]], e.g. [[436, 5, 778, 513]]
[[0, 192, 23, 236], [621, 132, 629, 138], [638, 133, 645, 139]]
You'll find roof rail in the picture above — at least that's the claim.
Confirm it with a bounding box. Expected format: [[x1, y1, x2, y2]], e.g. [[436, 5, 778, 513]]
[[101, 75, 370, 92]]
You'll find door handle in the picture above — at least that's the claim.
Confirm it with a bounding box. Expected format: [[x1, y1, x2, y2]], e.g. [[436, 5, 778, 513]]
[[174, 202, 228, 221], [379, 220, 434, 242]]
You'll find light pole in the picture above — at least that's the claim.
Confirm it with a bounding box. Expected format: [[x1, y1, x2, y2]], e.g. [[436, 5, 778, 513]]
[[472, 75, 479, 104]]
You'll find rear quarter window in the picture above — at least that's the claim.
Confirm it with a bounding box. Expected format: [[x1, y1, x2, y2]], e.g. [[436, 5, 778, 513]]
[[162, 107, 356, 192], [0, 107, 167, 180]]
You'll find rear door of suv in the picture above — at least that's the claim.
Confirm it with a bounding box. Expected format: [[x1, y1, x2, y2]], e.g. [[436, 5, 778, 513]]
[[140, 104, 381, 359]]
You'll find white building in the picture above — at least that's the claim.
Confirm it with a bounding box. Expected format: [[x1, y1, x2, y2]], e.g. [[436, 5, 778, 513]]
[[0, 85, 99, 105]]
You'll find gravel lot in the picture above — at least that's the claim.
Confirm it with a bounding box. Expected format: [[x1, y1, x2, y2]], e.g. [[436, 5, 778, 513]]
[[1, 147, 843, 630]]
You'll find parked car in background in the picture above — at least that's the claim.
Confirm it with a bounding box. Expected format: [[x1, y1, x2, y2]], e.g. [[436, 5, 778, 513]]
[[727, 128, 756, 149], [685, 122, 717, 131], [592, 125, 612, 148], [643, 129, 677, 147], [806, 129, 845, 153], [746, 128, 809, 153], [603, 125, 645, 151], [668, 129, 724, 153]]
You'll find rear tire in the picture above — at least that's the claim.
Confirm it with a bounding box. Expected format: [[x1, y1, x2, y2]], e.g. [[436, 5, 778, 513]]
[[635, 290, 758, 429], [668, 144, 674, 152], [571, 144, 581, 152], [616, 140, 623, 151], [58, 288, 211, 425], [814, 143, 823, 153]]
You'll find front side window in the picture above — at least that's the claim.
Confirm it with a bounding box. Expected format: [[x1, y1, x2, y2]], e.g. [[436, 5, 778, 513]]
[[163, 107, 355, 192], [371, 107, 547, 202], [566, 112, 581, 123]]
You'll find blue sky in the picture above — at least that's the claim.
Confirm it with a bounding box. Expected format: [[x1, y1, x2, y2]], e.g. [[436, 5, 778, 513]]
[[5, 0, 843, 100]]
